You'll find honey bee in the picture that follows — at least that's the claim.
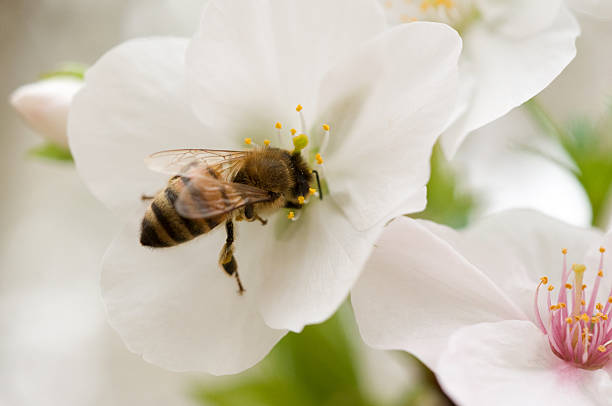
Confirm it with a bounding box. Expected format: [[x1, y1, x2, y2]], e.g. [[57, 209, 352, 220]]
[[140, 146, 322, 294]]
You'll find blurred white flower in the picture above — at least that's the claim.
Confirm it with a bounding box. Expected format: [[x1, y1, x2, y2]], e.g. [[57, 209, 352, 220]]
[[352, 210, 612, 406], [567, 0, 612, 20], [10, 77, 82, 148], [453, 107, 592, 227], [68, 0, 461, 374], [538, 10, 612, 121], [381, 0, 580, 156]]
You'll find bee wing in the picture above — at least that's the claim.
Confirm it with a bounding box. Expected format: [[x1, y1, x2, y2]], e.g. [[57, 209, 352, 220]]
[[145, 149, 249, 180], [175, 174, 273, 219]]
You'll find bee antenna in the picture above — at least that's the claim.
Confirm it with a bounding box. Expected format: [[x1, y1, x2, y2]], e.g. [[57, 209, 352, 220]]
[[312, 170, 323, 200]]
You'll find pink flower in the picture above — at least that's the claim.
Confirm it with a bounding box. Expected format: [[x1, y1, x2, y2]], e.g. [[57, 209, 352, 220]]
[[352, 210, 612, 405]]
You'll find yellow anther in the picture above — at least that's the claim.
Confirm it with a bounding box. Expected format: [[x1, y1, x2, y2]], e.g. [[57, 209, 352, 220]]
[[316, 153, 324, 165], [609, 297, 612, 303], [434, 0, 453, 7], [565, 283, 573, 289], [604, 314, 609, 321], [287, 211, 295, 220], [548, 285, 554, 291], [566, 317, 573, 324], [296, 104, 303, 112], [322, 124, 330, 131], [581, 300, 586, 306], [581, 313, 590, 322], [573, 264, 587, 273], [559, 302, 566, 308], [562, 248, 568, 254], [592, 316, 601, 323], [309, 188, 316, 196], [264, 139, 271, 146], [598, 345, 607, 353], [297, 196, 305, 205], [601, 247, 606, 253], [582, 284, 587, 290], [275, 122, 282, 129], [597, 303, 603, 311], [540, 276, 548, 284], [550, 305, 556, 311], [599, 270, 604, 277], [244, 138, 252, 145], [290, 128, 297, 136]]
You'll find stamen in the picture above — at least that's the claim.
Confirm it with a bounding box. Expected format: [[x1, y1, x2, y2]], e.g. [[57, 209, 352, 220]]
[[264, 139, 271, 146], [287, 211, 295, 220], [297, 196, 305, 205], [296, 104, 306, 135], [309, 188, 316, 196], [275, 122, 282, 145], [290, 128, 297, 136], [315, 153, 324, 165], [320, 124, 331, 155], [244, 138, 252, 145]]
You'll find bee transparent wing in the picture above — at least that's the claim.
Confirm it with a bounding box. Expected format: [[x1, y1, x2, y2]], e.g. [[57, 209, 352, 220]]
[[175, 174, 273, 219], [145, 149, 249, 180]]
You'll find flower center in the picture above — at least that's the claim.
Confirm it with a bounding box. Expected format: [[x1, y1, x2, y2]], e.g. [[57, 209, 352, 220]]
[[535, 248, 612, 369], [382, 0, 481, 34], [243, 104, 329, 222]]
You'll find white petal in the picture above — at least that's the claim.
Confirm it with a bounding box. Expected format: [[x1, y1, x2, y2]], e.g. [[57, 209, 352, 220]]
[[102, 219, 286, 374], [186, 0, 386, 142], [351, 216, 525, 369], [453, 107, 592, 228], [567, 0, 612, 20], [317, 22, 461, 230], [244, 200, 383, 331], [437, 320, 612, 406], [68, 38, 212, 218], [475, 0, 562, 38], [538, 11, 612, 120], [421, 210, 603, 320], [11, 77, 82, 147], [441, 6, 579, 156]]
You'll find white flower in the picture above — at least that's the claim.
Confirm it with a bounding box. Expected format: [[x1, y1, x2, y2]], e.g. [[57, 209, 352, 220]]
[[10, 77, 82, 148], [68, 0, 461, 374], [453, 107, 592, 227], [567, 0, 612, 21], [352, 210, 612, 405], [380, 0, 580, 156]]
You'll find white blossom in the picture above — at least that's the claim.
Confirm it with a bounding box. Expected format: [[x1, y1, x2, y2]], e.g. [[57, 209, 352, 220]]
[[352, 210, 612, 405], [68, 0, 461, 373]]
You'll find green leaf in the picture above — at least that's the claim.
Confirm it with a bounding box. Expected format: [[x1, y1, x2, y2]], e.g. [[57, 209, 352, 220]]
[[39, 62, 87, 80], [411, 143, 475, 229], [192, 304, 374, 406], [525, 97, 612, 228], [28, 142, 73, 162]]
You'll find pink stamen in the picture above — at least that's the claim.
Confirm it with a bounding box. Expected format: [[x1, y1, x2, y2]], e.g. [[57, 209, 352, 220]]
[[534, 248, 612, 369]]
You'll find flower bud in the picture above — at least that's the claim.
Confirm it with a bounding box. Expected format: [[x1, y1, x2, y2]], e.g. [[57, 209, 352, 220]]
[[10, 77, 83, 148]]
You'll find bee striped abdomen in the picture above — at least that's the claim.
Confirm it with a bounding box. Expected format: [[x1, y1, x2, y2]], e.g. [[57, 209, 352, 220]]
[[140, 177, 223, 248]]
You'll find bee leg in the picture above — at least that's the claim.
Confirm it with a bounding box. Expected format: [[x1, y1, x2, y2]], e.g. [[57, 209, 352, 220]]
[[219, 220, 245, 295], [244, 205, 267, 226], [141, 194, 155, 201]]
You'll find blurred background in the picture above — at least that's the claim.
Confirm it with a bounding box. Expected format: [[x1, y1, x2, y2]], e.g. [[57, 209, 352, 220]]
[[1, 1, 611, 405]]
